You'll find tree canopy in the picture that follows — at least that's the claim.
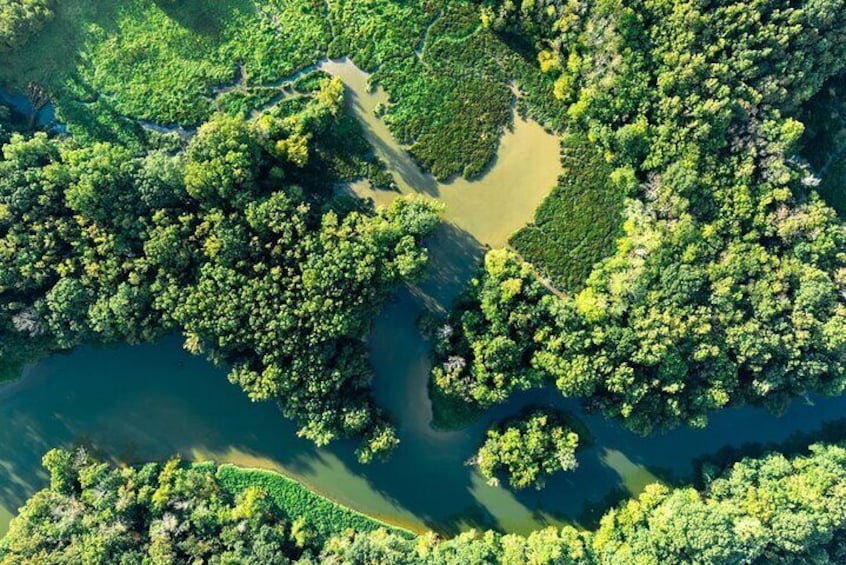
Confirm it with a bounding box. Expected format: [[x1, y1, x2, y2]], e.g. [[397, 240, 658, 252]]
[[7, 443, 846, 563], [0, 0, 53, 52], [0, 78, 441, 459], [435, 0, 846, 435], [472, 409, 580, 490]]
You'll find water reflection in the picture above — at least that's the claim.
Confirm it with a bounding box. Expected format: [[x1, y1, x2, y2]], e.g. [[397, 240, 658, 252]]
[[4, 58, 846, 540]]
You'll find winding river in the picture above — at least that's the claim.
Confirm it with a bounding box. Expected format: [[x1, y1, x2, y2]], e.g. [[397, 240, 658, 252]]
[[2, 59, 846, 536]]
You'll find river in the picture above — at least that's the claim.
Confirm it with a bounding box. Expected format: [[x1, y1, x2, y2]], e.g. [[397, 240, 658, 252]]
[[2, 59, 846, 537]]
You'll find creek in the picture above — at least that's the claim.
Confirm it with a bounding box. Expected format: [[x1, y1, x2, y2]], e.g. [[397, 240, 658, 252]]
[[2, 59, 845, 537]]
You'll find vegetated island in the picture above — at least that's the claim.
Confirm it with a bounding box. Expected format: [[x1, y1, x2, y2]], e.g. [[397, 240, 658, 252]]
[[1, 0, 846, 563]]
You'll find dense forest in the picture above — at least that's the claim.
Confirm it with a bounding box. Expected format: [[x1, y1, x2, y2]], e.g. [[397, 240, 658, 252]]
[[0, 75, 441, 460], [0, 0, 572, 457], [4, 442, 846, 563], [2, 0, 846, 562], [434, 0, 846, 435]]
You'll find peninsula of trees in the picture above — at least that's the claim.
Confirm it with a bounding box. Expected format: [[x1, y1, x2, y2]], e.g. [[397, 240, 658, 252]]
[[434, 0, 846, 436]]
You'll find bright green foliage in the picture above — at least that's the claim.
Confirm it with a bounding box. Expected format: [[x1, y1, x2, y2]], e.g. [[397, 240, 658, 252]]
[[82, 0, 330, 125], [325, 0, 436, 71], [594, 443, 846, 564], [437, 0, 846, 435], [432, 249, 552, 408], [473, 409, 580, 490], [510, 134, 624, 290], [320, 443, 846, 563], [317, 527, 593, 564], [0, 82, 441, 458], [8, 443, 846, 563], [215, 465, 407, 543], [1, 0, 564, 180], [0, 0, 53, 52], [0, 448, 388, 564]]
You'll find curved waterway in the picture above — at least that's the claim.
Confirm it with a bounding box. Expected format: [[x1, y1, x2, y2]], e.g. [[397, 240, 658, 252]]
[[3, 59, 846, 537]]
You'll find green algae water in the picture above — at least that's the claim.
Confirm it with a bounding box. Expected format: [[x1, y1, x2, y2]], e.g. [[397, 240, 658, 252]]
[[3, 59, 846, 536]]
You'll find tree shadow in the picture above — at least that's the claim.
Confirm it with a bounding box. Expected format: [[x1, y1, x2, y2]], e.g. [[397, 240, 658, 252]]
[[339, 79, 441, 197], [153, 0, 256, 37], [689, 417, 846, 489], [0, 0, 123, 92], [408, 222, 487, 312]]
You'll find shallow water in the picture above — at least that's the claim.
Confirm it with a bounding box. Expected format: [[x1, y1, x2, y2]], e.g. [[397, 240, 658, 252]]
[[3, 59, 846, 537]]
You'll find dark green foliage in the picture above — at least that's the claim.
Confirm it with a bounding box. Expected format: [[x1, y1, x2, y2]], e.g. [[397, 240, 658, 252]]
[[437, 0, 846, 435], [0, 104, 11, 147], [373, 3, 515, 179], [473, 409, 580, 490], [799, 73, 846, 216], [510, 134, 624, 291], [8, 443, 846, 563], [0, 82, 441, 459], [0, 0, 53, 52], [368, 2, 567, 179], [432, 249, 553, 408], [427, 374, 485, 430]]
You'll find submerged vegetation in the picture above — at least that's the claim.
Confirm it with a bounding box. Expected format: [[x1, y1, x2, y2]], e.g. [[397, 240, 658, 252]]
[[7, 443, 846, 563]]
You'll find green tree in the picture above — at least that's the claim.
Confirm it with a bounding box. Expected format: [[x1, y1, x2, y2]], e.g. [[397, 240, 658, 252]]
[[472, 409, 580, 490], [0, 0, 53, 52]]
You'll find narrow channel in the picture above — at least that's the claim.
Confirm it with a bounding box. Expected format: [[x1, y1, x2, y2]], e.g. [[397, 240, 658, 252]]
[[2, 59, 846, 537]]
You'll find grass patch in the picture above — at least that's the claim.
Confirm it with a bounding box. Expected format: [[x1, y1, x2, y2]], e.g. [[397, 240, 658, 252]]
[[510, 134, 624, 291], [1, 0, 562, 180], [215, 464, 412, 541]]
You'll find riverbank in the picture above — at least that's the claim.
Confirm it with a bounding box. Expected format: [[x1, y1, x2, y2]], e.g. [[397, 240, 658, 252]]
[[214, 463, 414, 538], [5, 57, 846, 542]]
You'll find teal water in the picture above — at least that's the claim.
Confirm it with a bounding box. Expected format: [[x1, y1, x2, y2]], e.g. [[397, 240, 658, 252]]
[[4, 331, 846, 537], [2, 60, 846, 537]]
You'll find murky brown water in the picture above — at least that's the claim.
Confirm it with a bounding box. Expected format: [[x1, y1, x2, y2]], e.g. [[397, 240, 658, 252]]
[[3, 59, 846, 538]]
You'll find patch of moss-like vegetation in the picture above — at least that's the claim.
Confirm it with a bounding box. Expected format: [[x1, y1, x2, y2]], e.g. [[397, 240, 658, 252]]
[[215, 464, 410, 542], [1, 0, 563, 181], [510, 134, 624, 292]]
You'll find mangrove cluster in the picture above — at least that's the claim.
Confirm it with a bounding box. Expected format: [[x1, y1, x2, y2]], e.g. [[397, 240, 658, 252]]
[[435, 0, 846, 435]]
